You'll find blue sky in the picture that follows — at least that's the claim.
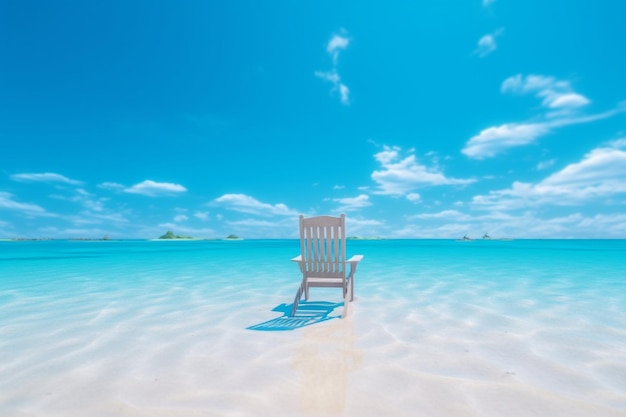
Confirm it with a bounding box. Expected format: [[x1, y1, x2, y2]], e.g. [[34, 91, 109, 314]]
[[1, 0, 626, 239]]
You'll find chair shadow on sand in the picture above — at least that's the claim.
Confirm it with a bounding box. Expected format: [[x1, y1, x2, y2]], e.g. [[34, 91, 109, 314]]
[[247, 300, 343, 331]]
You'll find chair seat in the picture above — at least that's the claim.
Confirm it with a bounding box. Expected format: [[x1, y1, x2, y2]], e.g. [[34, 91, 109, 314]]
[[306, 277, 345, 287]]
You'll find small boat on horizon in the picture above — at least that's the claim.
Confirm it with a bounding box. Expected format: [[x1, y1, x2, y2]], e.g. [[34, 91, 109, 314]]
[[456, 234, 473, 242]]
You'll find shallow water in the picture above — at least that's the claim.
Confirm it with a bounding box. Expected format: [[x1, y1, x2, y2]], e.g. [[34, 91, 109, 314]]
[[1, 239, 625, 416]]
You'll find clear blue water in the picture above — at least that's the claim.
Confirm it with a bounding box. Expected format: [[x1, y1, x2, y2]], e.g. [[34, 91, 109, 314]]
[[1, 239, 625, 416], [2, 238, 625, 334]]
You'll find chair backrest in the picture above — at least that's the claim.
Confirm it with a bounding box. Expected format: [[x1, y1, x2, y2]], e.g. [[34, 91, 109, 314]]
[[299, 214, 346, 278]]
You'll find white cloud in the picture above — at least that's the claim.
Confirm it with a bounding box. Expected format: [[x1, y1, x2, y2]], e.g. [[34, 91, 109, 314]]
[[11, 172, 83, 186], [609, 138, 626, 148], [98, 182, 125, 191], [174, 214, 188, 222], [327, 34, 350, 66], [393, 209, 626, 239], [327, 34, 349, 55], [342, 217, 386, 238], [0, 192, 48, 214], [316, 30, 351, 105], [463, 74, 625, 159], [463, 108, 625, 159], [408, 209, 473, 221], [212, 194, 299, 216], [124, 180, 187, 196], [536, 159, 556, 171], [51, 189, 107, 212], [67, 211, 129, 226], [223, 217, 300, 238], [314, 71, 351, 106], [478, 36, 495, 55], [577, 213, 626, 234], [541, 146, 626, 194], [314, 70, 340, 84], [339, 83, 350, 105], [547, 93, 590, 109], [371, 146, 475, 195], [406, 193, 421, 203], [462, 122, 550, 159], [194, 211, 209, 221], [472, 142, 626, 209], [474, 29, 503, 57], [501, 74, 590, 110], [226, 219, 288, 228], [333, 194, 372, 211]]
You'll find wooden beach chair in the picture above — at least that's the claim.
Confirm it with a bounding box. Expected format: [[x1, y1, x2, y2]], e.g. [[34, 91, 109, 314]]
[[291, 214, 363, 318]]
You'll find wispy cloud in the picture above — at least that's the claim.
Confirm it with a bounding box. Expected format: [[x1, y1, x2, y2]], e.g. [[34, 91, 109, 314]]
[[371, 146, 475, 195], [124, 180, 187, 196], [343, 217, 386, 237], [327, 34, 350, 64], [463, 108, 625, 159], [0, 192, 48, 215], [462, 74, 626, 159], [50, 188, 107, 212], [338, 84, 350, 105], [501, 74, 590, 111], [406, 193, 421, 203], [483, 0, 496, 6], [536, 159, 556, 171], [98, 182, 125, 191], [396, 208, 626, 239], [332, 194, 372, 211], [474, 29, 503, 57], [462, 122, 551, 159], [222, 217, 300, 238], [66, 211, 129, 226], [316, 30, 351, 105], [11, 172, 83, 186], [211, 194, 299, 216], [471, 140, 626, 209]]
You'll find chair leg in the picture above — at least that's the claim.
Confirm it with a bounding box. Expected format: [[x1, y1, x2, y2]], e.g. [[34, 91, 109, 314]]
[[350, 275, 354, 301], [342, 285, 350, 319]]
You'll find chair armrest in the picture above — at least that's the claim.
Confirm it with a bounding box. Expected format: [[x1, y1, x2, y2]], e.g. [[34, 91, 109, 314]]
[[291, 255, 303, 262], [347, 255, 363, 264], [347, 254, 363, 276]]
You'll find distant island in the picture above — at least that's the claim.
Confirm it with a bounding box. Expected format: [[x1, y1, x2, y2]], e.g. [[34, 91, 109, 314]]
[[456, 233, 513, 242], [157, 231, 200, 240], [154, 231, 242, 241], [347, 236, 384, 240]]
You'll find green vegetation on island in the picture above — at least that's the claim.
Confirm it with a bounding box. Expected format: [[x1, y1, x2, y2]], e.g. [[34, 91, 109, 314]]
[[154, 231, 242, 241], [158, 231, 197, 240]]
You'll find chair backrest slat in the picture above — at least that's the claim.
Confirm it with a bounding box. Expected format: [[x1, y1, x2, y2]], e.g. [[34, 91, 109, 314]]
[[299, 214, 346, 276]]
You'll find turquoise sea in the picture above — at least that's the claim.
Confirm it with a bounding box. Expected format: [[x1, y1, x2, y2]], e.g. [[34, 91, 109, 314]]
[[1, 239, 625, 416]]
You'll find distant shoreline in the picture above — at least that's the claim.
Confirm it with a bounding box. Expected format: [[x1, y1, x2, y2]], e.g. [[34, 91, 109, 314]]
[[2, 237, 625, 242]]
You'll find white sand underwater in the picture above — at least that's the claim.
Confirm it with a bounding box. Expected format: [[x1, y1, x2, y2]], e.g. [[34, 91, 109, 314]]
[[1, 240, 625, 416]]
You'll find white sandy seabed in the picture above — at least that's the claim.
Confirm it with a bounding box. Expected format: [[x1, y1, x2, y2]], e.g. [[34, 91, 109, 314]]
[[1, 254, 626, 416]]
